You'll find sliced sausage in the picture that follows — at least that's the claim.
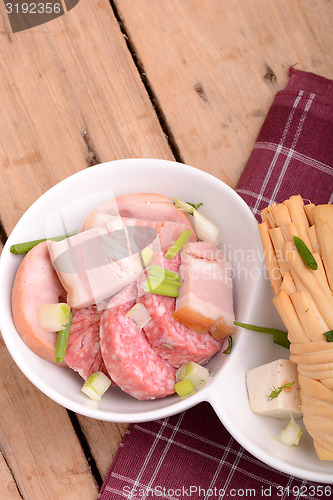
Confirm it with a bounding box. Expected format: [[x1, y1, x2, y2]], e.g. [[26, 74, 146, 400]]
[[100, 295, 176, 400], [11, 241, 67, 365], [137, 251, 222, 368], [65, 305, 108, 380]]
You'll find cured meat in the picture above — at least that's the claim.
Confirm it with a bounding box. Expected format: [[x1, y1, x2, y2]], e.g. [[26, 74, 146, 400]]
[[48, 226, 147, 309], [100, 299, 176, 400], [94, 192, 196, 241], [65, 306, 108, 380], [86, 213, 190, 250], [11, 241, 67, 365], [173, 241, 236, 339], [137, 251, 222, 368]]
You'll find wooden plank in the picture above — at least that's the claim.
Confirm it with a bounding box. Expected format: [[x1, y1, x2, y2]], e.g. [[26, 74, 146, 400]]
[[0, 0, 173, 235], [0, 0, 174, 496], [115, 0, 333, 187], [76, 416, 129, 479], [0, 333, 99, 499]]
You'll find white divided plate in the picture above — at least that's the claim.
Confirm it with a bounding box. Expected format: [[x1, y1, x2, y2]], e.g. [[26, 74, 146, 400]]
[[0, 159, 331, 483]]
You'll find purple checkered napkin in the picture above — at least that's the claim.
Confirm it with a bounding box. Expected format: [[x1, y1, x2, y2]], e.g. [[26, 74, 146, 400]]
[[98, 68, 333, 500]]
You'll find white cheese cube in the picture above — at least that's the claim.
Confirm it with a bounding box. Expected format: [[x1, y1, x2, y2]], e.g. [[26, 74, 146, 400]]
[[246, 359, 302, 419]]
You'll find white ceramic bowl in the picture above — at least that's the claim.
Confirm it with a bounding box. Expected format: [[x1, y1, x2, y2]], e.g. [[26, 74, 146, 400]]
[[0, 159, 332, 484]]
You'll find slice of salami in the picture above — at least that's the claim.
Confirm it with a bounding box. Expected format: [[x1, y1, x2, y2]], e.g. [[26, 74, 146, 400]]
[[137, 251, 222, 368], [100, 304, 176, 401], [65, 306, 108, 380]]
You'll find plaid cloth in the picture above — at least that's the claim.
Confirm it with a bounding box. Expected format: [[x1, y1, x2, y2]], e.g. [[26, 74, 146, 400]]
[[98, 68, 333, 500]]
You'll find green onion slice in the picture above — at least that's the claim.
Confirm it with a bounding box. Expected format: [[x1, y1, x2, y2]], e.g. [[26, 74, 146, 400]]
[[234, 321, 290, 349], [223, 335, 233, 354], [81, 372, 112, 401], [268, 382, 295, 401], [144, 276, 182, 297], [176, 362, 210, 387], [10, 230, 78, 255], [148, 265, 180, 281], [165, 230, 191, 259], [54, 310, 73, 363], [141, 246, 154, 268], [174, 379, 196, 399], [323, 330, 333, 342], [293, 235, 318, 270]]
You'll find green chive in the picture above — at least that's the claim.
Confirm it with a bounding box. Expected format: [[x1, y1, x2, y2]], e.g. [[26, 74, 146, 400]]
[[268, 382, 295, 400], [223, 335, 233, 354], [186, 202, 203, 211], [148, 265, 180, 281], [323, 330, 333, 342], [144, 276, 182, 297], [54, 310, 73, 363], [234, 321, 290, 349], [165, 230, 191, 259], [10, 230, 78, 255], [293, 235, 318, 270]]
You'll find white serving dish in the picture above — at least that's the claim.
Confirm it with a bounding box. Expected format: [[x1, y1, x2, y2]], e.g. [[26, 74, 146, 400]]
[[0, 159, 332, 483]]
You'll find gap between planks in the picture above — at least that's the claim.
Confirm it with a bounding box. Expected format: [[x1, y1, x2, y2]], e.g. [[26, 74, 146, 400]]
[[109, 0, 184, 164]]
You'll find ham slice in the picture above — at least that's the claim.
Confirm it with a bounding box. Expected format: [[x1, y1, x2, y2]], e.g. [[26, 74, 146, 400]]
[[48, 226, 148, 309], [173, 241, 236, 339]]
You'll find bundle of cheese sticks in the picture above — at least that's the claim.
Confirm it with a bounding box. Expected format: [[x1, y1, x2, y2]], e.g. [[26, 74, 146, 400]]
[[259, 195, 333, 460]]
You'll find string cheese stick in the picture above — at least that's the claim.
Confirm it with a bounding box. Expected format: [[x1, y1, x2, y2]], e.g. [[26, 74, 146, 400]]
[[283, 195, 312, 249], [298, 373, 333, 404], [258, 222, 282, 294], [307, 225, 320, 254], [291, 340, 332, 355], [284, 242, 333, 329], [281, 271, 297, 295], [289, 290, 329, 341], [290, 350, 333, 365], [273, 289, 308, 343], [314, 204, 333, 292], [270, 203, 292, 226], [269, 227, 289, 275], [281, 222, 299, 243], [304, 203, 316, 226]]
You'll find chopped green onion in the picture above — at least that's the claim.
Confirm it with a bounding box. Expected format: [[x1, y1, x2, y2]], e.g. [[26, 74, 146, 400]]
[[37, 303, 71, 332], [148, 265, 180, 281], [323, 330, 333, 342], [234, 321, 290, 349], [223, 335, 233, 354], [187, 202, 203, 210], [268, 382, 295, 400], [10, 230, 78, 255], [165, 230, 192, 259], [172, 198, 219, 245], [141, 246, 154, 267], [81, 372, 111, 401], [171, 199, 195, 215], [176, 362, 210, 387], [272, 416, 303, 447], [125, 303, 151, 330], [174, 379, 196, 399], [293, 235, 318, 270], [54, 310, 73, 363], [144, 276, 182, 297], [193, 210, 219, 245]]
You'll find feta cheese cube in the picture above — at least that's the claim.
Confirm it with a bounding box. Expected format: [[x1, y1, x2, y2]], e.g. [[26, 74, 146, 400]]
[[246, 359, 302, 419]]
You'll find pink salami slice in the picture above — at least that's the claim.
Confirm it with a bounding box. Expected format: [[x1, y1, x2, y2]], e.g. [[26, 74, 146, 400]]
[[65, 306, 108, 380], [137, 251, 222, 368], [100, 303, 176, 401]]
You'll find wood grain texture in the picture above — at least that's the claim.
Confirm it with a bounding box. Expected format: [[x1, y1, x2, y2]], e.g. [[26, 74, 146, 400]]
[[0, 0, 172, 235], [77, 416, 129, 479], [115, 0, 333, 187], [0, 334, 99, 499]]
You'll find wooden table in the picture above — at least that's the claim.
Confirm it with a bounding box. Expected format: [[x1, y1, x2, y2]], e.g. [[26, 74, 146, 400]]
[[0, 1, 332, 498]]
